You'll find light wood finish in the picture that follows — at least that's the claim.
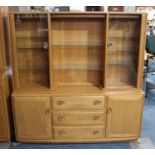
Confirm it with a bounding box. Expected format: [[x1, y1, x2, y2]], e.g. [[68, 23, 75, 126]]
[[106, 95, 144, 138], [0, 7, 13, 142], [51, 17, 105, 87], [0, 89, 8, 140], [10, 14, 50, 89], [12, 97, 52, 140], [54, 125, 105, 140], [10, 12, 146, 143], [0, 74, 11, 142], [137, 14, 147, 88], [53, 111, 105, 125], [106, 14, 141, 88], [53, 96, 105, 110]]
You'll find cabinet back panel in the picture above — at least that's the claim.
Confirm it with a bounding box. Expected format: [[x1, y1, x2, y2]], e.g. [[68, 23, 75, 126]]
[[51, 18, 105, 86]]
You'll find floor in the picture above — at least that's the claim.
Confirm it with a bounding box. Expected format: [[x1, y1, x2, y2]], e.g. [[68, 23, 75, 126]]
[[1, 64, 155, 149]]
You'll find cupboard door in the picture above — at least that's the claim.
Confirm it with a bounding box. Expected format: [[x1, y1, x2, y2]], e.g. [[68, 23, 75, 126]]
[[0, 89, 8, 140], [106, 95, 143, 138], [13, 97, 52, 141], [106, 14, 141, 88], [10, 14, 50, 89]]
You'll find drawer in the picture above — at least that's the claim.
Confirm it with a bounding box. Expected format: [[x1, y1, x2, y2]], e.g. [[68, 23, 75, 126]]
[[52, 96, 105, 110], [54, 125, 105, 140], [53, 111, 105, 125]]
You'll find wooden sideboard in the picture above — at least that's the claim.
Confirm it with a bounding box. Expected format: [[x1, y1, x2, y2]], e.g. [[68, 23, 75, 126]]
[[10, 12, 147, 143]]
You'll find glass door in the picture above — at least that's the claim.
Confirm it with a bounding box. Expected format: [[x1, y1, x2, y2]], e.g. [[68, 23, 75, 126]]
[[107, 14, 141, 88], [14, 14, 50, 89]]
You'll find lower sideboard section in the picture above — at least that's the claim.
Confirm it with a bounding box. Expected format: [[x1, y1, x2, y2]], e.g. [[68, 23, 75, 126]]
[[12, 94, 144, 143]]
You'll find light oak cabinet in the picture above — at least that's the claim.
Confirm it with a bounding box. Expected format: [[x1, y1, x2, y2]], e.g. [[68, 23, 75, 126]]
[[10, 12, 146, 143], [106, 95, 143, 138], [13, 97, 52, 141]]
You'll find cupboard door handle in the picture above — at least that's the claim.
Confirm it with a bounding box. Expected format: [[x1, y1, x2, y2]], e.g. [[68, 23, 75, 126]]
[[93, 131, 99, 135], [45, 108, 50, 115], [93, 116, 100, 120], [106, 106, 112, 114], [43, 42, 48, 50], [57, 101, 65, 105], [58, 131, 66, 136], [58, 116, 65, 121], [93, 100, 101, 105]]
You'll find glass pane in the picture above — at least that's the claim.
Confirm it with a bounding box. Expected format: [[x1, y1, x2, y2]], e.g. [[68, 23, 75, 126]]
[[15, 14, 49, 89], [107, 14, 141, 88]]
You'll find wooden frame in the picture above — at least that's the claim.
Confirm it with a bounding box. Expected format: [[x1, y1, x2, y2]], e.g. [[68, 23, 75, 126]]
[[10, 12, 147, 91]]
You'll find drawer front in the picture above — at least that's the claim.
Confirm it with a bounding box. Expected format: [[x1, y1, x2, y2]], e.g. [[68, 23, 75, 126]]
[[54, 125, 105, 140], [53, 111, 105, 125], [52, 96, 105, 110]]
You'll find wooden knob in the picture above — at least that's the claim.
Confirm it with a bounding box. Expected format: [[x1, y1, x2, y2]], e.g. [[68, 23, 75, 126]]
[[93, 131, 99, 135], [93, 116, 100, 120], [57, 101, 65, 105], [107, 106, 112, 114], [93, 100, 101, 105], [45, 108, 50, 115]]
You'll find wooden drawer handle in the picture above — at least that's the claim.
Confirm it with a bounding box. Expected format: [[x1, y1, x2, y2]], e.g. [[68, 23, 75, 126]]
[[93, 131, 99, 135], [57, 116, 65, 121], [58, 131, 66, 136], [57, 101, 65, 105], [93, 100, 101, 105], [93, 116, 100, 120]]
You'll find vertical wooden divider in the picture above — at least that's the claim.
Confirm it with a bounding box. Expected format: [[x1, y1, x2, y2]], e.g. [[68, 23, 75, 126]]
[[137, 14, 147, 88], [103, 13, 109, 89], [48, 13, 55, 90], [9, 14, 20, 89]]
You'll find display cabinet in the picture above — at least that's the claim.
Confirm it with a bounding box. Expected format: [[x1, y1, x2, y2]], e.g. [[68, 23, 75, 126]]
[[10, 12, 147, 143]]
